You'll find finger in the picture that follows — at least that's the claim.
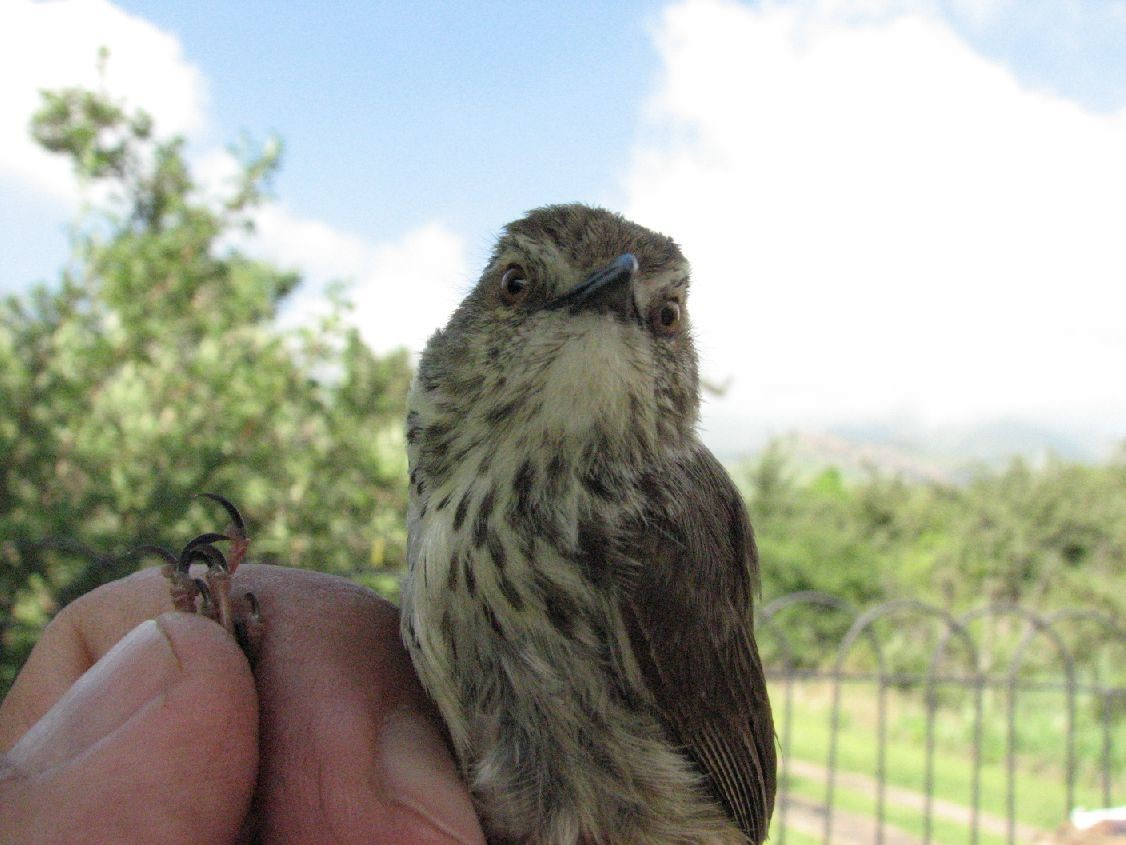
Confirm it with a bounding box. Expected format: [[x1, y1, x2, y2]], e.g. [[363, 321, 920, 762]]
[[0, 567, 175, 749], [239, 565, 484, 845], [0, 563, 484, 844], [0, 612, 257, 845]]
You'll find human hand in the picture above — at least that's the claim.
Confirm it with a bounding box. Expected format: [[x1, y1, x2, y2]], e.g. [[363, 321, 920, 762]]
[[0, 564, 484, 845]]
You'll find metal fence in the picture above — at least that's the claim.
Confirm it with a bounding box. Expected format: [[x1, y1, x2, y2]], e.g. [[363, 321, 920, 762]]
[[759, 592, 1125, 845]]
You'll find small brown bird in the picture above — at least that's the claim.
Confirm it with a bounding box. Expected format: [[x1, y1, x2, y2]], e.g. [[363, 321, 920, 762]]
[[400, 204, 775, 844]]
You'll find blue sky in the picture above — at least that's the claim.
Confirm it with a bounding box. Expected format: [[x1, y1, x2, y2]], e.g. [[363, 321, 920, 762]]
[[111, 1, 664, 242], [2, 1, 670, 285], [2, 0, 1125, 462]]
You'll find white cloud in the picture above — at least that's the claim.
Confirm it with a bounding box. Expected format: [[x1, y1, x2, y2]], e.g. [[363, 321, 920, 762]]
[[349, 223, 471, 354], [625, 0, 1126, 440], [0, 0, 207, 204], [253, 204, 470, 355], [0, 0, 469, 358], [945, 0, 1014, 29]]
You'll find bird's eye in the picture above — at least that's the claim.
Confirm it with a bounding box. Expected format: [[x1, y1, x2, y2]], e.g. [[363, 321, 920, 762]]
[[652, 300, 681, 335], [499, 265, 529, 305]]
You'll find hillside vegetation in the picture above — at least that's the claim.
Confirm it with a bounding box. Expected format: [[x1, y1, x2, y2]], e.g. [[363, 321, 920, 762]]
[[741, 441, 1126, 621]]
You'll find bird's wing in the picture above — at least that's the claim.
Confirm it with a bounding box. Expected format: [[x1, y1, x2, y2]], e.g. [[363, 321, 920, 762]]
[[619, 443, 776, 842]]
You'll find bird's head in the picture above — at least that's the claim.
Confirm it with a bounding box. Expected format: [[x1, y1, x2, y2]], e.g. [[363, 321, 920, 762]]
[[413, 204, 700, 461]]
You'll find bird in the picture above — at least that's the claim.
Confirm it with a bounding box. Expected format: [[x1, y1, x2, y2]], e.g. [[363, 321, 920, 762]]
[[399, 204, 775, 844]]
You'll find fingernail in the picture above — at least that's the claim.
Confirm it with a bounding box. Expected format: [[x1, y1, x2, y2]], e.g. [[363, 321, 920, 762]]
[[379, 708, 484, 844], [10, 618, 180, 772]]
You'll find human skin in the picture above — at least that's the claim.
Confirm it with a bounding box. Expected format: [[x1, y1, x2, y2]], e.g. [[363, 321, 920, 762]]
[[0, 564, 485, 845]]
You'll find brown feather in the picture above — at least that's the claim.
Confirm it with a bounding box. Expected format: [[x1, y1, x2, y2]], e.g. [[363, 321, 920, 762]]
[[621, 444, 777, 842]]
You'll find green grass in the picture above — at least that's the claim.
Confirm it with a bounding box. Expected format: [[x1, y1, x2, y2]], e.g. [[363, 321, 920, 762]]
[[770, 822, 824, 845], [768, 680, 1122, 838], [776, 769, 1009, 845]]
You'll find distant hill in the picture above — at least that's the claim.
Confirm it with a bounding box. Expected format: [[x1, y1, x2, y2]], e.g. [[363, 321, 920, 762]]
[[768, 430, 958, 484], [707, 416, 1123, 483]]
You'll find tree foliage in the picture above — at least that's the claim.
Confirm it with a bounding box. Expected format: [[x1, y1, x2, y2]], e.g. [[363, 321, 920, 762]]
[[0, 83, 412, 693], [740, 445, 1126, 617]]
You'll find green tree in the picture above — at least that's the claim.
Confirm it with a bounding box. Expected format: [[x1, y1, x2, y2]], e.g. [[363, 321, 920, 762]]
[[740, 442, 1125, 616], [737, 441, 1126, 669], [0, 82, 412, 694], [743, 456, 889, 607]]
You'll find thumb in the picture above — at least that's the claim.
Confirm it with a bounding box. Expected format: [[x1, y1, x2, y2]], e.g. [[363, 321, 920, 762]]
[[0, 613, 258, 845]]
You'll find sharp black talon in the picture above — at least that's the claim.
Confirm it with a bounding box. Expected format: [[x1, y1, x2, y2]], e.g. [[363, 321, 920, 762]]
[[234, 592, 262, 664], [183, 532, 230, 553], [198, 492, 247, 539], [233, 620, 257, 664], [183, 544, 229, 573]]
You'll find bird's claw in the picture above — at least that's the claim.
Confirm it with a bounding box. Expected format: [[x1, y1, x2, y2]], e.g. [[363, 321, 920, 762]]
[[199, 492, 249, 574], [134, 495, 262, 661]]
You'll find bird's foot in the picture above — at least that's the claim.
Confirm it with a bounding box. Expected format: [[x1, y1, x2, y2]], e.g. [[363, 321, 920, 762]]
[[136, 493, 263, 662]]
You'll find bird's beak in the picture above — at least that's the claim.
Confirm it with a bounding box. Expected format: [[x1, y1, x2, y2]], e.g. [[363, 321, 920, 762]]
[[546, 253, 638, 318]]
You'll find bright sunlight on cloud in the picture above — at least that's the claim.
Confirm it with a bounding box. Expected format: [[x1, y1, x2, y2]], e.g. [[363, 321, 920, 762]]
[[625, 0, 1126, 444], [255, 205, 470, 355], [0, 0, 207, 204], [0, 0, 468, 357]]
